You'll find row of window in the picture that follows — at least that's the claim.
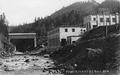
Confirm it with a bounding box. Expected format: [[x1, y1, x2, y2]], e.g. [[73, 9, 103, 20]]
[[64, 28, 86, 32], [93, 17, 117, 22], [65, 28, 75, 32]]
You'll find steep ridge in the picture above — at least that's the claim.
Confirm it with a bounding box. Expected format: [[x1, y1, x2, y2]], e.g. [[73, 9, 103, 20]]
[[51, 1, 99, 18]]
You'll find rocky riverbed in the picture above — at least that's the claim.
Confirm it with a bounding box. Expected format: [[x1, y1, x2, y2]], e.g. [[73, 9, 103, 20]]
[[0, 55, 63, 75]]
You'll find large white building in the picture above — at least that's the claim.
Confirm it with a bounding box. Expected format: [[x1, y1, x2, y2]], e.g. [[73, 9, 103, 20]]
[[48, 27, 86, 49], [84, 13, 119, 30]]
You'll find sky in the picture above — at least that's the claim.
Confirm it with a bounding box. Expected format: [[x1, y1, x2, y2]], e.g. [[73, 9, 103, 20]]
[[0, 0, 105, 26]]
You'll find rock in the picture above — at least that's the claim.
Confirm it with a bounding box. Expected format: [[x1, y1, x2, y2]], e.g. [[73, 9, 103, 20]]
[[24, 59, 30, 63]]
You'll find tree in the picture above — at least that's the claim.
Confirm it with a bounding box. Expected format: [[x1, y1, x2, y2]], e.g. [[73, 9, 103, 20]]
[[0, 13, 8, 37]]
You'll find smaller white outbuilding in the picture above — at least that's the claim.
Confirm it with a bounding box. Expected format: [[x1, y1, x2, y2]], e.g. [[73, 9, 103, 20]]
[[67, 36, 81, 45]]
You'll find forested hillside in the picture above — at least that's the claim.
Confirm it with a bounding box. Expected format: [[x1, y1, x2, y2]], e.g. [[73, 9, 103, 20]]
[[51, 1, 98, 18], [97, 0, 120, 13]]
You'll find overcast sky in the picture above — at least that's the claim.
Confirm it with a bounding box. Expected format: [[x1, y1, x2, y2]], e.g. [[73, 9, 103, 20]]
[[0, 0, 105, 26]]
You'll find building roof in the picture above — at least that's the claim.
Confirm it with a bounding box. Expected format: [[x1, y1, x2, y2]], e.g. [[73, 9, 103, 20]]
[[8, 33, 36, 36], [52, 26, 85, 30]]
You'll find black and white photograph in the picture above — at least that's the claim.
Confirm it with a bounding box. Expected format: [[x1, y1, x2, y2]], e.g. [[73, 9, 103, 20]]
[[0, 0, 119, 75]]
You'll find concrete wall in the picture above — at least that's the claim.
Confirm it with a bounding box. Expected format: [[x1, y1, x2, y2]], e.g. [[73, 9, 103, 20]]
[[48, 28, 60, 48]]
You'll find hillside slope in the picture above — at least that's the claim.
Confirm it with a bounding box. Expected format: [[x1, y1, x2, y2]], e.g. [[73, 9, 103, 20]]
[[97, 0, 120, 13], [51, 24, 120, 70]]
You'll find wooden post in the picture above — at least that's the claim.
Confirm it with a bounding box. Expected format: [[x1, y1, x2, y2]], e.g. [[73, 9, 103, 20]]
[[34, 37, 37, 47]]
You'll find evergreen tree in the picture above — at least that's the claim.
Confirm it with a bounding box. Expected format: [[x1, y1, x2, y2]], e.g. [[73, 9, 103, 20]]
[[0, 13, 8, 37]]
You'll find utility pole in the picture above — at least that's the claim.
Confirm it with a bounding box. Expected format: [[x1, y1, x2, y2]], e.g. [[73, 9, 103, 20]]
[[103, 10, 108, 37], [104, 8, 110, 37], [105, 24, 108, 37]]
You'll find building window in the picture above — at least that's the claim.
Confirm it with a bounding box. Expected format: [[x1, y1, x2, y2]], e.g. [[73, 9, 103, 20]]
[[93, 17, 96, 21], [100, 18, 104, 22], [112, 18, 116, 22], [106, 18, 110, 22], [72, 29, 75, 32], [83, 30, 86, 32], [65, 29, 68, 32], [81, 29, 82, 31]]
